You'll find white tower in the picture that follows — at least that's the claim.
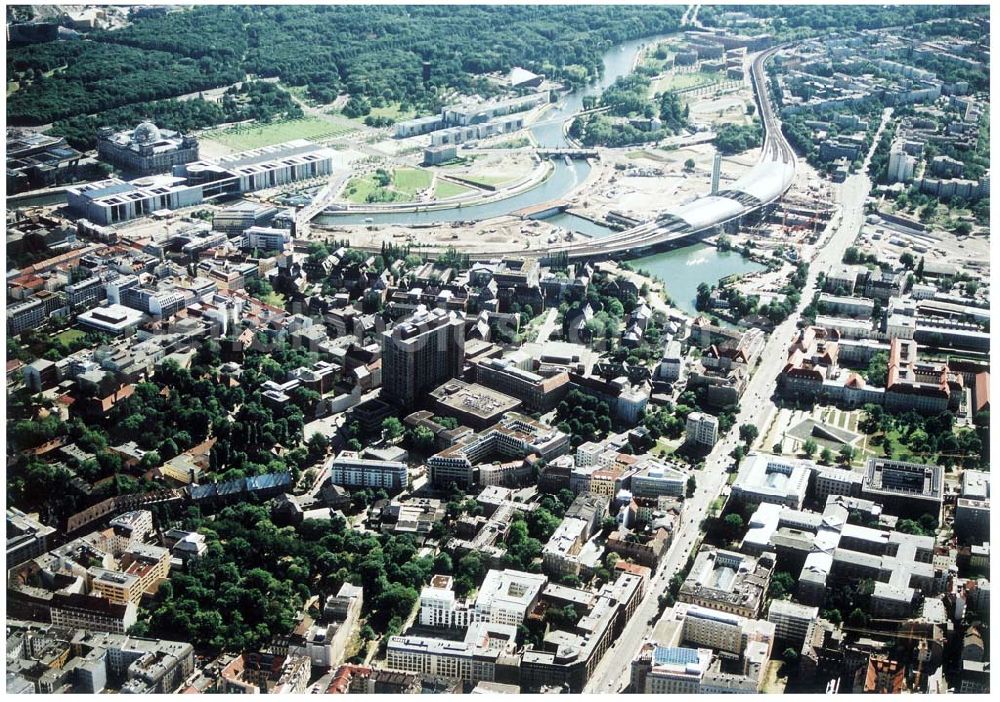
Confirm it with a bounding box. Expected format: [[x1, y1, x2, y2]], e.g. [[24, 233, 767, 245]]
[[711, 153, 722, 195]]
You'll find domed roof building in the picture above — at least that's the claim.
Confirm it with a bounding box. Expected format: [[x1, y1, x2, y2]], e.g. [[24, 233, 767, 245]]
[[96, 121, 199, 177], [132, 121, 162, 144]]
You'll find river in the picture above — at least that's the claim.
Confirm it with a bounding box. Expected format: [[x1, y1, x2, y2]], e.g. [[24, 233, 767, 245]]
[[314, 157, 592, 227], [632, 244, 765, 317], [316, 33, 670, 231], [531, 33, 667, 148]]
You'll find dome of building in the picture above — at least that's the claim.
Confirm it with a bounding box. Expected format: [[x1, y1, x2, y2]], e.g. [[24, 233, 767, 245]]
[[132, 122, 161, 144]]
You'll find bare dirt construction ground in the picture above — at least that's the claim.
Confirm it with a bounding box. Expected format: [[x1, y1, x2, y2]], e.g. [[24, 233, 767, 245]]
[[730, 262, 794, 304], [369, 134, 429, 159], [686, 92, 754, 129], [580, 141, 755, 221], [313, 215, 585, 255], [860, 217, 990, 285]]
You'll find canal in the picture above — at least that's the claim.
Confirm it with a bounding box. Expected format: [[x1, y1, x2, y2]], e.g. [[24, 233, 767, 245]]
[[540, 211, 617, 238]]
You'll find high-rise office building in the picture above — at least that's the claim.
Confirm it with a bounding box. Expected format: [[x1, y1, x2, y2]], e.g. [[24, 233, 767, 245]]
[[381, 305, 465, 409]]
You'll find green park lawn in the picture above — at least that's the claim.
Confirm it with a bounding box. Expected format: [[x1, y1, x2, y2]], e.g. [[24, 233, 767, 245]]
[[651, 71, 722, 95], [55, 329, 86, 346], [433, 180, 472, 199], [343, 174, 387, 204], [202, 115, 355, 151], [343, 167, 432, 204], [368, 102, 418, 122], [392, 167, 432, 195], [626, 149, 671, 162], [457, 173, 513, 188]]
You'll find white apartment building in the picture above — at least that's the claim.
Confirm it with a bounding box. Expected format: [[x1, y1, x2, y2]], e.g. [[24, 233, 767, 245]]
[[575, 442, 608, 468], [887, 143, 916, 183], [386, 622, 517, 684], [676, 603, 747, 655], [814, 467, 863, 503], [419, 575, 470, 628], [328, 451, 408, 491], [243, 226, 291, 251], [817, 293, 876, 318], [685, 412, 719, 448], [50, 594, 138, 634], [731, 453, 812, 510], [657, 340, 684, 382], [631, 462, 687, 499], [474, 569, 547, 626], [542, 518, 589, 577]]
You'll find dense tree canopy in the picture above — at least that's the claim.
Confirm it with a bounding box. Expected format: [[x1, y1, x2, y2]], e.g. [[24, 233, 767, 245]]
[[555, 389, 614, 446], [135, 507, 428, 651], [700, 4, 984, 36], [7, 42, 242, 125], [9, 5, 686, 126], [714, 122, 762, 156], [49, 82, 303, 151]]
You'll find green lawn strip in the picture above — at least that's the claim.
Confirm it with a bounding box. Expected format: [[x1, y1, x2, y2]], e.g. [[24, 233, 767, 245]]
[[459, 173, 514, 187], [652, 71, 722, 94], [368, 103, 418, 122], [434, 180, 472, 198]]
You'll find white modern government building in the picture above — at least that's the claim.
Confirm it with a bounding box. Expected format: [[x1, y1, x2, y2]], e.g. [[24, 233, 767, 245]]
[[68, 140, 336, 225]]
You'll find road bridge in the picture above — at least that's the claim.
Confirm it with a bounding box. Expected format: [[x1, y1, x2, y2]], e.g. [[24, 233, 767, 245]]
[[527, 104, 611, 130], [534, 148, 599, 159], [294, 171, 351, 237]]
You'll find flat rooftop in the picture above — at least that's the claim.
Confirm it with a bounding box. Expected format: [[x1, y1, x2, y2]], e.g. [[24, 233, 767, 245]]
[[863, 458, 943, 500], [431, 380, 521, 420]]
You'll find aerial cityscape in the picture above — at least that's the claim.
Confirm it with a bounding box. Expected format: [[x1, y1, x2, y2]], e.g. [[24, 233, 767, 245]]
[[4, 3, 991, 695]]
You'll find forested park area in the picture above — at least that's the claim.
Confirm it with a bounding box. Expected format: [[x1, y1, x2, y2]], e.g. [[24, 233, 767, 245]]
[[9, 5, 686, 131]]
